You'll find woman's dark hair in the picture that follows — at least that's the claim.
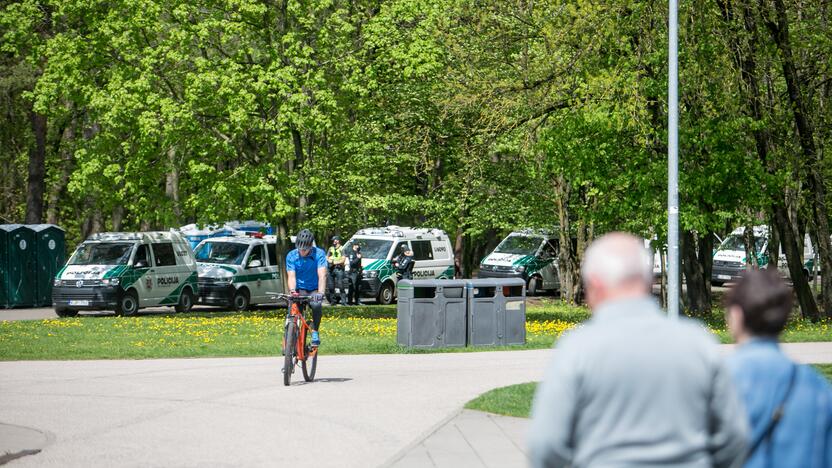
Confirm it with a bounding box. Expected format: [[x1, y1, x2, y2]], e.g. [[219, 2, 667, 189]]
[[724, 268, 792, 337]]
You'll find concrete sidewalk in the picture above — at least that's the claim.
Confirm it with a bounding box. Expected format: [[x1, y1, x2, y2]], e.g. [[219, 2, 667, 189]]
[[384, 342, 832, 468], [1, 343, 831, 467]]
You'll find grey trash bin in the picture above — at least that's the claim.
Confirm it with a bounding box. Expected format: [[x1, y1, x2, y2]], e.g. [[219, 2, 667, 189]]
[[397, 279, 467, 348], [466, 278, 526, 346]]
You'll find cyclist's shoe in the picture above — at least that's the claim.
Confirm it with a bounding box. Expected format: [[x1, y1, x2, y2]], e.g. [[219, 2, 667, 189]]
[[311, 330, 321, 347]]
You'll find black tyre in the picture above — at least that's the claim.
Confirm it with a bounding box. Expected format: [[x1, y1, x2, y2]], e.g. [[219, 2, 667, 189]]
[[301, 327, 317, 382], [712, 280, 725, 287], [283, 321, 297, 386], [116, 289, 139, 316], [232, 289, 250, 311], [377, 282, 395, 305], [55, 308, 78, 318], [527, 276, 540, 296], [175, 288, 194, 313]]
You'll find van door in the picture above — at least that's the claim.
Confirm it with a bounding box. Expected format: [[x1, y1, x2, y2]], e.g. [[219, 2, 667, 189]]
[[129, 243, 155, 305], [410, 240, 437, 279], [151, 242, 179, 305], [242, 244, 269, 303], [265, 242, 283, 297], [538, 239, 560, 290]]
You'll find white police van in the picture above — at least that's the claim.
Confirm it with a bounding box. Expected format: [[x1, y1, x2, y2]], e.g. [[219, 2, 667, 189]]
[[478, 229, 560, 295], [52, 231, 198, 317], [712, 226, 815, 285], [194, 234, 284, 310], [343, 226, 455, 304]]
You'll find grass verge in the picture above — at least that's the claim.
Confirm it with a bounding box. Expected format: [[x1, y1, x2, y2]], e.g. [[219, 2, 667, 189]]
[[466, 365, 832, 418], [0, 298, 829, 360]]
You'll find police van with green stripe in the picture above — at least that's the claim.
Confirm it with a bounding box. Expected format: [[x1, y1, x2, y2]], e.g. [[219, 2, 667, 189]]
[[193, 234, 283, 310], [52, 231, 199, 316], [478, 230, 560, 295], [343, 226, 455, 304]]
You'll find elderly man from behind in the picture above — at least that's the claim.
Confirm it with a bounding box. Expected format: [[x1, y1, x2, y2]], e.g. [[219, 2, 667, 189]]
[[529, 233, 748, 468]]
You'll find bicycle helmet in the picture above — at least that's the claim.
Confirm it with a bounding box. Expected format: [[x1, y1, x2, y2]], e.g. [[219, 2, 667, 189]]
[[295, 229, 315, 250]]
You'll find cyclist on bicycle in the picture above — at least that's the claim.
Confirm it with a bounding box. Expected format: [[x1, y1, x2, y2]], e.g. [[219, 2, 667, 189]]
[[285, 229, 327, 346]]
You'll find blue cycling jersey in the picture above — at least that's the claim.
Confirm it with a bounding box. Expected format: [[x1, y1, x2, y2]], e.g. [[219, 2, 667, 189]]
[[286, 247, 327, 291]]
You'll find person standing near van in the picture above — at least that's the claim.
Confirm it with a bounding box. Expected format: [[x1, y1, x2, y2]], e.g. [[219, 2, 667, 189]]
[[326, 236, 347, 305], [725, 269, 832, 468], [285, 229, 327, 346], [393, 244, 415, 280], [346, 243, 363, 305]]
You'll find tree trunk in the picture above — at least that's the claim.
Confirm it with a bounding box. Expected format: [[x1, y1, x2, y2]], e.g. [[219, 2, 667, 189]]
[[554, 174, 580, 304], [699, 232, 714, 297], [764, 0, 832, 316], [773, 203, 820, 321], [681, 230, 711, 315], [743, 224, 759, 268], [112, 206, 125, 231], [165, 147, 181, 224], [25, 111, 47, 224], [454, 228, 464, 278], [46, 123, 75, 224], [290, 127, 307, 223]]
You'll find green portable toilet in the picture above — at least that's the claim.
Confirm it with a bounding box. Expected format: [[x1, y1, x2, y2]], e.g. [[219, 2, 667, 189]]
[[29, 224, 66, 307], [1, 224, 36, 307], [0, 225, 8, 307]]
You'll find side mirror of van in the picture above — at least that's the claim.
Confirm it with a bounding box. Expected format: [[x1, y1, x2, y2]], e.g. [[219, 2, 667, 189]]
[[135, 260, 149, 269], [248, 259, 262, 268]]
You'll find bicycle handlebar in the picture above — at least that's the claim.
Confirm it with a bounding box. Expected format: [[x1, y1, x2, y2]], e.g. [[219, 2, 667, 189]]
[[267, 292, 314, 301]]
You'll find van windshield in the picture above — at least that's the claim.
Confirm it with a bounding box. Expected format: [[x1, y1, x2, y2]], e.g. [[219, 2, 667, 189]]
[[495, 236, 543, 255], [719, 234, 766, 253], [194, 241, 248, 265], [69, 242, 134, 266], [343, 239, 393, 259]]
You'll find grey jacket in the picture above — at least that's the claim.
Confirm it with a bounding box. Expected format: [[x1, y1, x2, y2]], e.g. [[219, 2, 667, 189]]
[[528, 297, 748, 468]]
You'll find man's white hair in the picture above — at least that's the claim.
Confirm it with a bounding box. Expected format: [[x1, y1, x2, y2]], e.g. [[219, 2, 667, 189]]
[[581, 233, 653, 288]]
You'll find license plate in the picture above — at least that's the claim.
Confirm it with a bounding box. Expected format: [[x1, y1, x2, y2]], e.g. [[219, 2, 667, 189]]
[[717, 275, 731, 280], [68, 299, 89, 306]]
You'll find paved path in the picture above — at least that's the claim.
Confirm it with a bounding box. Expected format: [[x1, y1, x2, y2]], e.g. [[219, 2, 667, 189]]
[[0, 350, 551, 467], [2, 344, 831, 467], [384, 342, 832, 468]]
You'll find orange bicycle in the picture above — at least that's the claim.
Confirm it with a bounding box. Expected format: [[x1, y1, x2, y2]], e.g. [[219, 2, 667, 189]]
[[272, 293, 318, 386]]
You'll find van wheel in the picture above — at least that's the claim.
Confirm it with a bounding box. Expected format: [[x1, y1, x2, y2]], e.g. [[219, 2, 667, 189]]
[[378, 282, 395, 305], [55, 308, 78, 318], [712, 281, 724, 287], [233, 289, 250, 311], [116, 290, 139, 316], [527, 276, 540, 296], [175, 288, 194, 313]]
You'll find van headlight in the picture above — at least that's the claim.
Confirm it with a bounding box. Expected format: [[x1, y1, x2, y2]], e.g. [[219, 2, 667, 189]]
[[363, 270, 379, 278], [53, 278, 61, 287], [102, 278, 120, 286], [515, 266, 526, 273], [215, 276, 233, 284]]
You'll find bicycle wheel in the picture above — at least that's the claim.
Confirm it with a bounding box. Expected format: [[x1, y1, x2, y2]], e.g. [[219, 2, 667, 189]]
[[283, 321, 297, 386], [301, 327, 317, 382]]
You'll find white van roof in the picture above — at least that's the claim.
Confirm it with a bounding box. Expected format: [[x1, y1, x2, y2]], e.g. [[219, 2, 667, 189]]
[[729, 225, 768, 237], [510, 228, 556, 238], [353, 226, 448, 240], [200, 233, 277, 245], [87, 230, 188, 243]]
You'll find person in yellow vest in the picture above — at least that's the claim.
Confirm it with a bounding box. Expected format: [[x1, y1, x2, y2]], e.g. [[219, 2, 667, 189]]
[[326, 236, 347, 305]]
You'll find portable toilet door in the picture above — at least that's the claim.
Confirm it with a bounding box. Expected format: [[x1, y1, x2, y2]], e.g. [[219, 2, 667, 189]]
[[0, 225, 9, 307], [2, 224, 36, 307], [30, 224, 66, 307]]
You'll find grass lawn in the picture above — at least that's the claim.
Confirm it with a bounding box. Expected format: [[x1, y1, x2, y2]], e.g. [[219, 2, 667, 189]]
[[0, 298, 829, 360], [466, 365, 832, 418]]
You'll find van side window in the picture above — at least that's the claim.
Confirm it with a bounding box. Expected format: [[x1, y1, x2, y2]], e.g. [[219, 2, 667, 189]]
[[134, 244, 150, 266], [267, 244, 278, 266], [248, 245, 265, 266], [152, 243, 177, 267], [411, 240, 433, 261], [542, 240, 558, 258]]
